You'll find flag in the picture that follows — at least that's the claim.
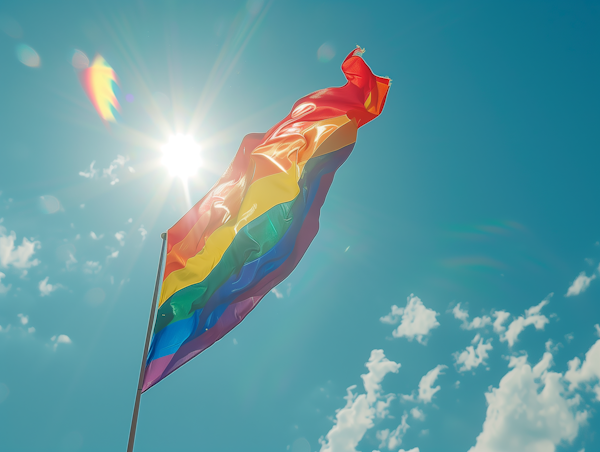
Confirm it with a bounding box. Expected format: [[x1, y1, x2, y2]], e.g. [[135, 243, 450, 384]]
[[142, 47, 390, 391]]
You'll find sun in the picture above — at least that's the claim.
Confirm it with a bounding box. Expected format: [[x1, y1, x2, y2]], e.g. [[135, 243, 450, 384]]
[[161, 134, 202, 180]]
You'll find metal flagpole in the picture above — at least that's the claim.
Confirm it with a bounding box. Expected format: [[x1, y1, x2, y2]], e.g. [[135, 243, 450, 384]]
[[127, 232, 167, 452]]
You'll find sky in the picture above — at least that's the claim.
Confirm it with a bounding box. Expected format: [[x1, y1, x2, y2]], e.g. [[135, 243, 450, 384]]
[[1, 1, 600, 451]]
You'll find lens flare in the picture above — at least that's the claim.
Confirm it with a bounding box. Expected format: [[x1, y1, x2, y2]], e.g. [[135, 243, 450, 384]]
[[161, 135, 202, 180], [16, 44, 40, 67]]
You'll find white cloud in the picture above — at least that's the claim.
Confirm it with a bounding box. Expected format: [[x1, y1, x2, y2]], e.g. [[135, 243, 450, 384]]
[[452, 303, 492, 330], [500, 296, 551, 347], [376, 413, 410, 450], [39, 277, 61, 297], [271, 287, 283, 299], [66, 252, 77, 270], [381, 294, 440, 344], [83, 261, 101, 274], [565, 336, 600, 401], [319, 350, 400, 452], [139, 226, 147, 240], [595, 324, 600, 338], [28, 327, 35, 334], [115, 231, 125, 246], [0, 228, 40, 269], [127, 218, 133, 224], [79, 161, 97, 178], [418, 365, 447, 403], [454, 337, 493, 372], [566, 272, 596, 297], [492, 311, 510, 334], [103, 155, 129, 185], [469, 353, 588, 452], [0, 271, 11, 295], [50, 334, 72, 351], [107, 250, 119, 260], [17, 313, 28, 325], [90, 231, 104, 240], [410, 407, 425, 421]]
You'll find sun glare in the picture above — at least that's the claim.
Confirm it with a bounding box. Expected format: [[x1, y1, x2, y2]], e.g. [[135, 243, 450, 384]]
[[161, 134, 202, 180]]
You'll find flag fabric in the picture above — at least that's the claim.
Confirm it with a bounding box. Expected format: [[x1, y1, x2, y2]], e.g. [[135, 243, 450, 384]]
[[142, 47, 390, 392]]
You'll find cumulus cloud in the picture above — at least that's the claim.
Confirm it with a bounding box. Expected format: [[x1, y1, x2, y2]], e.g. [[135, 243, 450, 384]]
[[17, 313, 28, 325], [271, 287, 283, 299], [0, 271, 11, 295], [319, 349, 400, 452], [566, 272, 596, 297], [380, 294, 440, 344], [50, 334, 72, 351], [39, 277, 61, 297], [79, 161, 97, 178], [454, 337, 493, 372], [376, 413, 410, 450], [0, 227, 40, 269], [83, 261, 101, 274], [500, 296, 551, 347], [452, 303, 492, 330], [138, 225, 147, 241], [469, 352, 588, 452], [418, 365, 447, 403], [565, 335, 600, 401]]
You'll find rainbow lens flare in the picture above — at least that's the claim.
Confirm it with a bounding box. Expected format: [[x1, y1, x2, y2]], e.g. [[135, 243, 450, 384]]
[[78, 54, 120, 123]]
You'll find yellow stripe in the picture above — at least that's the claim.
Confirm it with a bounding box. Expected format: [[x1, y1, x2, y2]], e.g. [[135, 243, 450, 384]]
[[159, 115, 358, 306]]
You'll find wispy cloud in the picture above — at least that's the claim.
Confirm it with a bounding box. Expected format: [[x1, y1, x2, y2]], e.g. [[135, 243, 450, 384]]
[[66, 252, 77, 270], [39, 276, 61, 297], [566, 272, 596, 297], [376, 413, 410, 450], [103, 155, 129, 185], [78, 161, 97, 179], [501, 296, 551, 347], [418, 365, 446, 403], [138, 226, 147, 240], [380, 294, 440, 344], [90, 231, 104, 240], [115, 231, 125, 246], [452, 303, 492, 330], [0, 271, 11, 295], [271, 287, 283, 299], [82, 261, 101, 274], [106, 250, 119, 261]]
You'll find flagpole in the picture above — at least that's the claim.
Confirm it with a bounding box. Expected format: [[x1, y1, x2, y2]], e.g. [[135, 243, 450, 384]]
[[127, 232, 167, 452]]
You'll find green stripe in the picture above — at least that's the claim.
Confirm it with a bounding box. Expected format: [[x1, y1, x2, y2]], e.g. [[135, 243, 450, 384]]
[[154, 155, 327, 333]]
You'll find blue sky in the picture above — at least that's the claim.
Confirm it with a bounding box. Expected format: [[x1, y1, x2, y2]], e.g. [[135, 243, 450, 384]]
[[1, 1, 600, 451]]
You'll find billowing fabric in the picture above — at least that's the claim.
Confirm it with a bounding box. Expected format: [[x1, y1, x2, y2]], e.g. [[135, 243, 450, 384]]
[[142, 47, 389, 392]]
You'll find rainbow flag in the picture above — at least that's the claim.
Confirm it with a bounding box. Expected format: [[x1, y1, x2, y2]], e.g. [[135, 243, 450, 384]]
[[142, 47, 390, 392]]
